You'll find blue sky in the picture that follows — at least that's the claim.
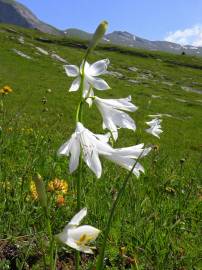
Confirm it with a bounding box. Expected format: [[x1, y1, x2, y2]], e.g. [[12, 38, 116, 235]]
[[18, 0, 202, 45]]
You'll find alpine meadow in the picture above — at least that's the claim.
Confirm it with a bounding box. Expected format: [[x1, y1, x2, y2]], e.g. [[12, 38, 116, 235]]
[[0, 19, 202, 270]]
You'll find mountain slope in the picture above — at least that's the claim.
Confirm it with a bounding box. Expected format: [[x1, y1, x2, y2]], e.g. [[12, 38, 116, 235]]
[[0, 0, 62, 35], [0, 0, 201, 55], [105, 31, 202, 56], [64, 28, 92, 40], [65, 29, 202, 56]]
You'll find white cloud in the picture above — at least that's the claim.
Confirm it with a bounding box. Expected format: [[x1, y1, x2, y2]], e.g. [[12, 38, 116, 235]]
[[165, 25, 202, 47]]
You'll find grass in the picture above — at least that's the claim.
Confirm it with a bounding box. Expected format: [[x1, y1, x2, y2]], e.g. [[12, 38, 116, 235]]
[[0, 23, 201, 269]]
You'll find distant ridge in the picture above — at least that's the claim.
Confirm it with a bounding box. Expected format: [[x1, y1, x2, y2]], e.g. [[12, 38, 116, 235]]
[[64, 28, 202, 56], [0, 0, 62, 35], [64, 28, 92, 40], [0, 0, 201, 56]]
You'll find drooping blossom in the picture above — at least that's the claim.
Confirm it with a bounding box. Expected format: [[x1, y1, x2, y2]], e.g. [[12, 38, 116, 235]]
[[106, 143, 151, 177], [64, 59, 110, 98], [56, 208, 100, 254], [58, 122, 151, 178], [58, 122, 112, 178], [146, 118, 163, 138], [94, 96, 137, 140]]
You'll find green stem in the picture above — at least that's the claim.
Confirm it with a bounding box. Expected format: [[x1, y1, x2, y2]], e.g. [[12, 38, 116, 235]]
[[75, 55, 87, 270], [75, 156, 82, 270], [76, 100, 84, 123], [45, 208, 55, 270], [96, 153, 144, 270]]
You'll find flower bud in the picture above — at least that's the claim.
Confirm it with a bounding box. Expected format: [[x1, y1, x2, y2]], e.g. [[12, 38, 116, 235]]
[[33, 173, 47, 208], [0, 100, 3, 113], [88, 21, 108, 53]]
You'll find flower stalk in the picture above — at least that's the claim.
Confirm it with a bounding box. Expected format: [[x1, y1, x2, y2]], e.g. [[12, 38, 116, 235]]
[[96, 151, 145, 270], [58, 19, 159, 270], [33, 173, 55, 270]]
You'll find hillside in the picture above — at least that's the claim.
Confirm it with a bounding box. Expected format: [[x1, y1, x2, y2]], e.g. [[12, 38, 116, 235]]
[[105, 31, 202, 56], [65, 28, 202, 56], [0, 24, 201, 269], [0, 0, 62, 35]]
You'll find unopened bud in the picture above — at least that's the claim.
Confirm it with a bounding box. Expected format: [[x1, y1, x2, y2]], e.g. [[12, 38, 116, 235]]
[[88, 21, 108, 53], [0, 100, 3, 113], [33, 173, 47, 208]]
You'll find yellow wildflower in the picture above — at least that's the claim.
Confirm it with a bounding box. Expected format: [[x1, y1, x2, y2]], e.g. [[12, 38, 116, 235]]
[[30, 181, 38, 200], [0, 85, 13, 95], [47, 178, 68, 194], [56, 194, 65, 207]]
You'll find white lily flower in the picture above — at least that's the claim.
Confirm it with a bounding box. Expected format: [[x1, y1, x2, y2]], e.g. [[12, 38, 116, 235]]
[[94, 96, 137, 141], [64, 59, 110, 98], [58, 122, 113, 178], [58, 122, 151, 178], [57, 208, 100, 254], [146, 118, 163, 138]]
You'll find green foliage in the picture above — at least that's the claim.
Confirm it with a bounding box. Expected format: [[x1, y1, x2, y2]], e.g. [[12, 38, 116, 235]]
[[0, 24, 201, 269]]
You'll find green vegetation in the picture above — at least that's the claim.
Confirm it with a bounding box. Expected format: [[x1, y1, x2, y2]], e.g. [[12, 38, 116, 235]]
[[0, 24, 201, 269]]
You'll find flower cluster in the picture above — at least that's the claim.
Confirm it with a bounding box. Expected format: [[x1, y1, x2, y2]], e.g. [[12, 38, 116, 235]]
[[58, 122, 151, 178], [31, 178, 68, 207], [0, 85, 13, 95], [59, 59, 152, 178], [146, 118, 163, 138], [57, 22, 163, 257], [47, 178, 68, 194]]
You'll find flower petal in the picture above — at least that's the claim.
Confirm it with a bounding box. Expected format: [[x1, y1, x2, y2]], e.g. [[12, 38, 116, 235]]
[[69, 76, 81, 92], [88, 59, 110, 76], [88, 76, 110, 90], [85, 89, 94, 107], [105, 154, 145, 178], [68, 225, 100, 242], [111, 109, 136, 130], [112, 144, 151, 159], [95, 96, 138, 112], [112, 144, 145, 158], [57, 139, 71, 156], [66, 238, 94, 254], [146, 118, 163, 138], [81, 136, 102, 178], [146, 118, 162, 125], [80, 61, 90, 74], [82, 79, 91, 99], [69, 137, 80, 173], [58, 132, 79, 156], [104, 118, 118, 141], [77, 123, 103, 178], [68, 208, 87, 227], [94, 98, 136, 140], [94, 133, 111, 143], [64, 65, 79, 77], [146, 127, 163, 138]]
